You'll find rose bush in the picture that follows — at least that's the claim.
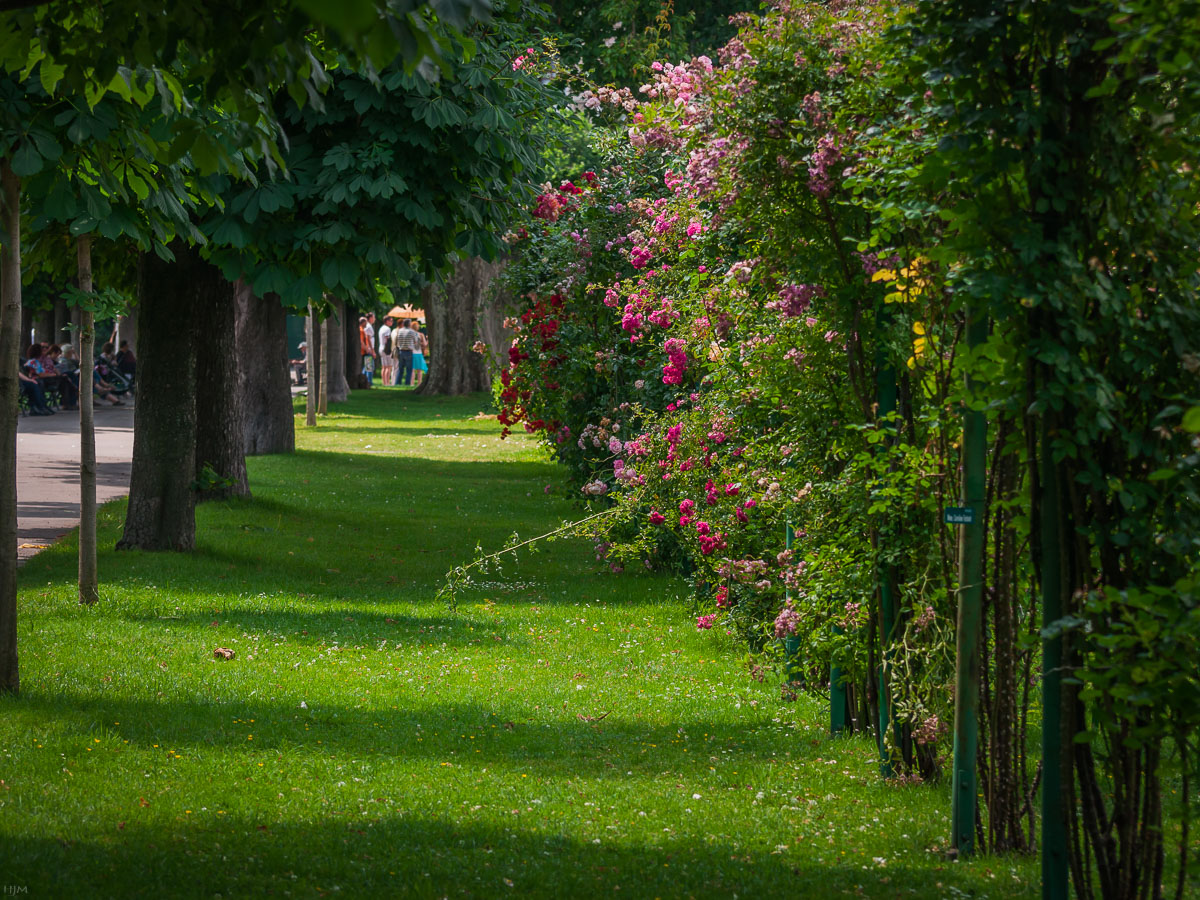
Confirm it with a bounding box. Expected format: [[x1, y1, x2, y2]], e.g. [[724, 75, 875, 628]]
[[500, 0, 965, 780], [488, 1, 1200, 883]]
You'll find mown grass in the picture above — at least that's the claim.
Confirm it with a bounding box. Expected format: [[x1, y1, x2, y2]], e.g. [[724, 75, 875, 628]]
[[0, 389, 1047, 898]]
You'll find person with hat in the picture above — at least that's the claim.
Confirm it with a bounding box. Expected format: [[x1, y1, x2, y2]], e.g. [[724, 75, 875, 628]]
[[290, 342, 308, 385]]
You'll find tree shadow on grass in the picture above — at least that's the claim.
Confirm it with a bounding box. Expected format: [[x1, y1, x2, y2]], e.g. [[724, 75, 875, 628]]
[[1, 812, 947, 899], [319, 424, 505, 438], [11, 691, 813, 780], [20, 451, 623, 608], [113, 606, 522, 650]]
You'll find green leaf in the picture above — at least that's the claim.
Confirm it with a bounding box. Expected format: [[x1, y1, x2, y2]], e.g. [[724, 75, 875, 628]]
[[9, 141, 43, 176], [1183, 406, 1200, 432], [38, 58, 66, 94]]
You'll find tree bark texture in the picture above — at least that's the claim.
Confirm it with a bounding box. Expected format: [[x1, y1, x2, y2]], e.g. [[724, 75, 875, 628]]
[[77, 236, 98, 604], [305, 308, 318, 427], [475, 261, 513, 382], [318, 316, 329, 415], [18, 305, 30, 354], [235, 284, 294, 456], [69, 303, 82, 352], [417, 257, 502, 395], [325, 297, 348, 403], [117, 244, 202, 551], [344, 305, 366, 390], [194, 262, 249, 501], [0, 159, 22, 694]]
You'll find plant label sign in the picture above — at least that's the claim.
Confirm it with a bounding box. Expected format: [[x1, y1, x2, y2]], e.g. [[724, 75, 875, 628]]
[[944, 506, 976, 525]]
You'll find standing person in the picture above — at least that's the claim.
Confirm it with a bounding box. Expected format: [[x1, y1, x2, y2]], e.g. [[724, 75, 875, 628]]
[[378, 315, 394, 387], [392, 318, 419, 387], [412, 321, 428, 387], [363, 312, 376, 361], [358, 317, 375, 386]]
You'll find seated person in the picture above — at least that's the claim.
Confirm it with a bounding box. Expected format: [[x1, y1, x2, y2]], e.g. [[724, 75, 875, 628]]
[[24, 343, 77, 410], [93, 367, 124, 406], [18, 367, 53, 415], [114, 340, 136, 383], [93, 355, 130, 394], [56, 344, 80, 373], [44, 345, 79, 409], [289, 342, 308, 385]]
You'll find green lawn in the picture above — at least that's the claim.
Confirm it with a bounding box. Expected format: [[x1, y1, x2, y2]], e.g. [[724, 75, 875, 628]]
[[1, 390, 1041, 898]]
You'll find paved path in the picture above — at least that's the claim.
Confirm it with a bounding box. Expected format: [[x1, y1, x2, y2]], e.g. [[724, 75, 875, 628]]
[[16, 404, 135, 563]]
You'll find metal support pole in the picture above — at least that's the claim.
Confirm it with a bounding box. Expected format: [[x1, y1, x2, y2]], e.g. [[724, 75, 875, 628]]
[[830, 624, 848, 735], [876, 334, 899, 777], [783, 522, 802, 684], [1040, 418, 1068, 900], [951, 306, 987, 856]]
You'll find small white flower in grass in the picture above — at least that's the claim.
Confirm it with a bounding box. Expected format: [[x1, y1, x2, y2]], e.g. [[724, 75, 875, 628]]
[[873, 857, 887, 867], [593, 838, 601, 844], [300, 701, 308, 709], [755, 791, 764, 800], [692, 793, 701, 799]]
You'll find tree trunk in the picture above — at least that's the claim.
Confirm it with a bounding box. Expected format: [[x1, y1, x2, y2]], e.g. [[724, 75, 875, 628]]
[[0, 159, 22, 694], [18, 305, 30, 355], [193, 262, 249, 502], [235, 284, 294, 456], [53, 296, 69, 346], [34, 307, 54, 344], [417, 257, 501, 395], [70, 303, 82, 353], [318, 316, 329, 415], [77, 236, 98, 605], [305, 307, 318, 427], [344, 305, 365, 390], [325, 297, 349, 403], [117, 243, 202, 551], [475, 261, 513, 381]]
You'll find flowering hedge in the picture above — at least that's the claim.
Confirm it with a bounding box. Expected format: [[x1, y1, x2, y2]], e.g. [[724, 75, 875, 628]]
[[492, 0, 1200, 889], [500, 0, 962, 772]]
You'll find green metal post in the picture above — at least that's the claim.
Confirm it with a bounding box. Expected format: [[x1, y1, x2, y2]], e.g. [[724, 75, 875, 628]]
[[1040, 419, 1068, 900], [951, 307, 987, 857], [783, 522, 801, 683], [830, 625, 848, 735], [876, 334, 899, 778]]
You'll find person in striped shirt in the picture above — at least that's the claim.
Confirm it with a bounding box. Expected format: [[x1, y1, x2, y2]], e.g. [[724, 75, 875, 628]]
[[392, 319, 421, 386]]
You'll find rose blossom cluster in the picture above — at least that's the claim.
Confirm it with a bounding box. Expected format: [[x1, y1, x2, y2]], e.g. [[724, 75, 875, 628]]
[[662, 338, 688, 385], [579, 85, 638, 113], [767, 283, 824, 317], [806, 132, 845, 198]]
